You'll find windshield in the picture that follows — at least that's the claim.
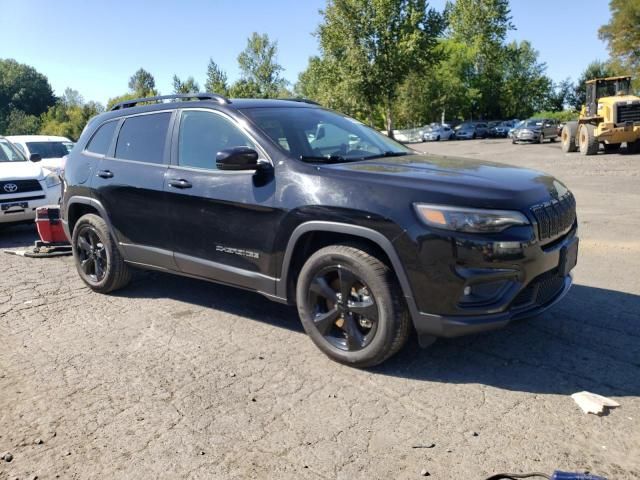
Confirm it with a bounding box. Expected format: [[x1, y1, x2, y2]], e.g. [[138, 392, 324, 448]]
[[240, 107, 411, 162], [457, 123, 474, 130], [26, 141, 69, 159], [0, 139, 26, 162], [524, 119, 543, 128]]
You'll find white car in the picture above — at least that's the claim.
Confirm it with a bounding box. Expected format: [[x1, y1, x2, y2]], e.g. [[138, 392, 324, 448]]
[[6, 135, 72, 174], [423, 124, 454, 141], [0, 137, 61, 227]]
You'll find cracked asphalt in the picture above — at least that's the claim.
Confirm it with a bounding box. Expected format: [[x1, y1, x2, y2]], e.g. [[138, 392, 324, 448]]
[[1, 139, 639, 479]]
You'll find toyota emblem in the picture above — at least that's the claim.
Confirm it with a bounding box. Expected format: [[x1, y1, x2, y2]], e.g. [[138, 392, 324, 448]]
[[3, 183, 18, 193]]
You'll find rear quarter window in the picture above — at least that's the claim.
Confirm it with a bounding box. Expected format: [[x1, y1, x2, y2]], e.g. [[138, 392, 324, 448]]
[[85, 121, 118, 155]]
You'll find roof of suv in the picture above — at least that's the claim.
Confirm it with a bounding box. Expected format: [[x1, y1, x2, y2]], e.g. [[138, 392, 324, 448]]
[[97, 95, 322, 126]]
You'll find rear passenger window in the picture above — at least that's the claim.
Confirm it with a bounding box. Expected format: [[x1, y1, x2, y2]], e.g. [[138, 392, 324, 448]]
[[86, 121, 117, 155], [115, 112, 171, 163]]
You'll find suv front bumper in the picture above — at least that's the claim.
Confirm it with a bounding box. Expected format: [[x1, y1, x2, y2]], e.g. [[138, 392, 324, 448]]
[[395, 222, 578, 342], [410, 273, 572, 340]]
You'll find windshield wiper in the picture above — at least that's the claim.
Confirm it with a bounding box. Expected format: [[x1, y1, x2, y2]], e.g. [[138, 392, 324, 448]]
[[299, 155, 349, 163], [360, 151, 412, 160]]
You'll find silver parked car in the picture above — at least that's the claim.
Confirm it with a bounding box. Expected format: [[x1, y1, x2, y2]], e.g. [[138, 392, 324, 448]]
[[423, 124, 454, 141]]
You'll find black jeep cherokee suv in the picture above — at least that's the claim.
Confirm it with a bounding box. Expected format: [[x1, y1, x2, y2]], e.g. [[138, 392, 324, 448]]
[[61, 93, 578, 367]]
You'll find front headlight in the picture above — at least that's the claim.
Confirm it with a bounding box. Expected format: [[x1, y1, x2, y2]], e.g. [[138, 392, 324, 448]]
[[44, 172, 61, 188], [414, 204, 530, 233]]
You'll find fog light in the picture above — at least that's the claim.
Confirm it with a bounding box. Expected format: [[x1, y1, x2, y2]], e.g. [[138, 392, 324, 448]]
[[464, 286, 472, 296]]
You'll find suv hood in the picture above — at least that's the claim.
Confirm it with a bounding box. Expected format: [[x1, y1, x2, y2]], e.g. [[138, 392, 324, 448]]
[[0, 161, 45, 181], [322, 153, 566, 209]]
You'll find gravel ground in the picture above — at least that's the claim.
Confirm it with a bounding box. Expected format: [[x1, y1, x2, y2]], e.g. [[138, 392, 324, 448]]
[[1, 138, 639, 479]]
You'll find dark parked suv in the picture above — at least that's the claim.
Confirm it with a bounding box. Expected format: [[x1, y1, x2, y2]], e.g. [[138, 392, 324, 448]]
[[61, 94, 579, 367]]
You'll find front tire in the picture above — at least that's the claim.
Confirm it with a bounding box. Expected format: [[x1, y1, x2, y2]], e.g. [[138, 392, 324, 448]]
[[561, 122, 578, 153], [72, 214, 131, 293], [579, 124, 599, 155], [296, 245, 411, 368]]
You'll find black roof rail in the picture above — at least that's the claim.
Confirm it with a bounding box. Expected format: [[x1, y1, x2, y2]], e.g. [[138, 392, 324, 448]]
[[282, 97, 321, 106], [110, 93, 230, 111]]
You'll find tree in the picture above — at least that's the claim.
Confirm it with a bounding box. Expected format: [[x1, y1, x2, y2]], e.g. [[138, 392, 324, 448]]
[[62, 88, 84, 108], [295, 56, 367, 118], [204, 59, 229, 95], [172, 75, 200, 94], [599, 0, 640, 91], [128, 68, 157, 97], [3, 110, 41, 135], [499, 41, 553, 119], [568, 60, 617, 110], [40, 100, 104, 141], [447, 0, 514, 119], [545, 78, 574, 112], [236, 32, 286, 98], [318, 0, 444, 135], [0, 58, 55, 133]]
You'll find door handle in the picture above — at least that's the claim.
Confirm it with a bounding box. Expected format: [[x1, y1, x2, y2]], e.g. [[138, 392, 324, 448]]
[[97, 170, 114, 179], [168, 178, 192, 189]]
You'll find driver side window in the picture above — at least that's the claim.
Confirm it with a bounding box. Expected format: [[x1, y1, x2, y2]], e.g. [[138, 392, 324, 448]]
[[178, 110, 256, 170]]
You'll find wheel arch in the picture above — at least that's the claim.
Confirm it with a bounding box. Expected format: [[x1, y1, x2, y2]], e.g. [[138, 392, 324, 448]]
[[65, 197, 122, 254], [277, 221, 415, 309]]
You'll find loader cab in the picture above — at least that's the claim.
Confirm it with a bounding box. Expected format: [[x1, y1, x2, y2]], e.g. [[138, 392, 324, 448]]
[[585, 76, 631, 117]]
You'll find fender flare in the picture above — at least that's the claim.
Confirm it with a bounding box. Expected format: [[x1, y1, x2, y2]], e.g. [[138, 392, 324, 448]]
[[64, 196, 121, 252], [276, 221, 416, 309]]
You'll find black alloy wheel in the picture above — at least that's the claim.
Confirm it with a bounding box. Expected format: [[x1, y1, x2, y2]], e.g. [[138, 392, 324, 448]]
[[76, 225, 108, 283], [71, 213, 131, 293], [308, 265, 378, 352]]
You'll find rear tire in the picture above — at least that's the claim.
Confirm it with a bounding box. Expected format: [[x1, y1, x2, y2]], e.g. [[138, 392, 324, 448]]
[[72, 214, 131, 293], [561, 122, 578, 153], [296, 244, 411, 368], [579, 124, 599, 155]]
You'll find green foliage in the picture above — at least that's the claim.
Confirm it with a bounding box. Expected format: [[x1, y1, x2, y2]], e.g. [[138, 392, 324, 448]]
[[105, 93, 137, 111], [40, 98, 104, 141], [107, 67, 159, 110], [128, 68, 158, 97], [3, 110, 41, 135], [172, 75, 200, 94], [235, 32, 286, 98], [532, 110, 579, 122], [317, 0, 444, 134], [448, 0, 514, 119], [204, 59, 229, 95], [599, 0, 640, 92], [0, 58, 55, 133], [500, 41, 552, 119]]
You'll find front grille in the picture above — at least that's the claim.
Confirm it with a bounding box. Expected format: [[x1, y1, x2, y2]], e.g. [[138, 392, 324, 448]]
[[512, 270, 565, 308], [617, 102, 640, 124], [530, 193, 576, 241], [0, 179, 43, 194], [0, 195, 46, 203]]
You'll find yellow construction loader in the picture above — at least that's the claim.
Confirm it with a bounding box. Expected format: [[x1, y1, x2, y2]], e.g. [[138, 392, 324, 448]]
[[562, 75, 640, 155]]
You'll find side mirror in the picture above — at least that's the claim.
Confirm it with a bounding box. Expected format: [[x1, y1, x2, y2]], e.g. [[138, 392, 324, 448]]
[[216, 146, 260, 171], [29, 153, 42, 163]]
